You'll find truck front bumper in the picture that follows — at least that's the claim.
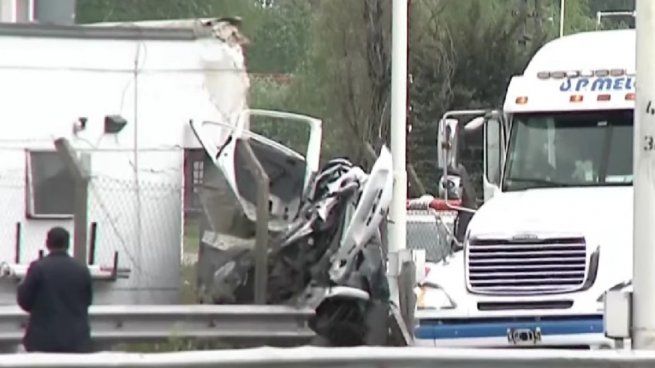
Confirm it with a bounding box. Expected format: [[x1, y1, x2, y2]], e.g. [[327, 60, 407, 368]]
[[414, 315, 614, 348]]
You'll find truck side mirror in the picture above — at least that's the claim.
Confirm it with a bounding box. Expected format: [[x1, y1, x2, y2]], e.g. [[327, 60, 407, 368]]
[[438, 174, 462, 199], [437, 118, 459, 171]]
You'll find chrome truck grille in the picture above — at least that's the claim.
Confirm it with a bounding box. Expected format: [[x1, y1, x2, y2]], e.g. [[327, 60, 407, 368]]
[[466, 237, 587, 295]]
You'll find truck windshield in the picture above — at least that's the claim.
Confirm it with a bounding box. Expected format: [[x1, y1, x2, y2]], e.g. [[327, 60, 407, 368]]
[[503, 109, 633, 191]]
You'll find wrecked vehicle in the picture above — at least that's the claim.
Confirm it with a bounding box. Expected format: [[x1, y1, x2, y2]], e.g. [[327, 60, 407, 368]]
[[190, 110, 393, 345]]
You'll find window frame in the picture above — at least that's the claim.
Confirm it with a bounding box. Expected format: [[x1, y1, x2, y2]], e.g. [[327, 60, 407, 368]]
[[502, 109, 633, 191], [484, 117, 503, 186], [25, 149, 75, 220]]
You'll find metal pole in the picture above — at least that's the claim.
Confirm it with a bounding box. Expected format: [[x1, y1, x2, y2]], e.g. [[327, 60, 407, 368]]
[[388, 0, 408, 305], [54, 139, 90, 263], [75, 154, 90, 264], [633, 0, 655, 350], [133, 44, 142, 302], [559, 0, 565, 37], [14, 222, 21, 264], [597, 11, 602, 30], [236, 138, 270, 305], [389, 0, 408, 253]]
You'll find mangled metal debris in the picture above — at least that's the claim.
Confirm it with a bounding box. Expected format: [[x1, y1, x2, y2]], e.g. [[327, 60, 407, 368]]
[[191, 112, 393, 345]]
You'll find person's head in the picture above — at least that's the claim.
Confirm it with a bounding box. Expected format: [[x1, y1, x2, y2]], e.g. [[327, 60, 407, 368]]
[[46, 227, 70, 252]]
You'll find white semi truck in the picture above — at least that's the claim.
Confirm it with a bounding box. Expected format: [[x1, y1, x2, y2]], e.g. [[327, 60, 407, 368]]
[[413, 29, 635, 348]]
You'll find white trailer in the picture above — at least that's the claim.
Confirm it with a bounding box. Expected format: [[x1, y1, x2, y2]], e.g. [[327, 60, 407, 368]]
[[0, 20, 249, 305], [414, 29, 635, 348]]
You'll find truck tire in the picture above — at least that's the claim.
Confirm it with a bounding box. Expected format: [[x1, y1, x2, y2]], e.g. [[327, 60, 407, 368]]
[[310, 297, 368, 347]]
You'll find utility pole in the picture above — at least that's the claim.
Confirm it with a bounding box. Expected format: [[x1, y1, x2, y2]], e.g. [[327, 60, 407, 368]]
[[559, 0, 565, 37], [632, 0, 655, 350], [388, 0, 408, 305]]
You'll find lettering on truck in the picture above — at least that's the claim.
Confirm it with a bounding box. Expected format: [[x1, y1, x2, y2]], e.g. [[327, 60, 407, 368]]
[[559, 76, 636, 92]]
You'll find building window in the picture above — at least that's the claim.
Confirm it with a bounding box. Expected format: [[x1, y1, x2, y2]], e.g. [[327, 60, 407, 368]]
[[193, 161, 204, 192], [26, 150, 74, 218], [184, 149, 205, 215]]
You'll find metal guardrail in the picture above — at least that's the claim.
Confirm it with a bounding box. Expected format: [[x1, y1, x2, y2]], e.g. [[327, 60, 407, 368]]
[[0, 305, 315, 347], [1, 346, 655, 367]]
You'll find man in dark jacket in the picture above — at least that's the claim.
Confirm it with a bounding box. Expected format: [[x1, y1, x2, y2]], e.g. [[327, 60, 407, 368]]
[[17, 227, 93, 353]]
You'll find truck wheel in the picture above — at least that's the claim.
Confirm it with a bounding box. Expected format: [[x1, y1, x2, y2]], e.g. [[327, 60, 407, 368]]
[[310, 298, 367, 347]]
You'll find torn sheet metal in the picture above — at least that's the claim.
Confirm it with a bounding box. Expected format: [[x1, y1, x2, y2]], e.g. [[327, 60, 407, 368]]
[[194, 123, 393, 345]]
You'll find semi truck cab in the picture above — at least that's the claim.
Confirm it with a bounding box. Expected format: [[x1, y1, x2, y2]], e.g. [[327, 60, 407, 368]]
[[414, 30, 635, 348]]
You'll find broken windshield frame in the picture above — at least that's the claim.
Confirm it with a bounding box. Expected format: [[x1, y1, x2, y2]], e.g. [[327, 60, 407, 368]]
[[503, 109, 633, 192]]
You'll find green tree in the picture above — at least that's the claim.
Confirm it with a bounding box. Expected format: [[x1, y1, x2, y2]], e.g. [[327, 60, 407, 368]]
[[278, 0, 393, 166], [245, 0, 312, 74], [76, 0, 263, 27]]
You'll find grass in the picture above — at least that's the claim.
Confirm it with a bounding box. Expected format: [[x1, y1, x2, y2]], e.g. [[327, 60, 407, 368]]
[[114, 217, 204, 352], [180, 263, 198, 305], [112, 338, 235, 353], [180, 216, 200, 304], [114, 258, 239, 352], [183, 216, 200, 254], [115, 217, 264, 352]]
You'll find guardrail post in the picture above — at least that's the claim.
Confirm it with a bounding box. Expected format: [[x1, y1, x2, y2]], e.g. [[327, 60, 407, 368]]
[[54, 138, 91, 263], [387, 249, 415, 346], [235, 138, 270, 305], [398, 252, 415, 335], [14, 222, 21, 264]]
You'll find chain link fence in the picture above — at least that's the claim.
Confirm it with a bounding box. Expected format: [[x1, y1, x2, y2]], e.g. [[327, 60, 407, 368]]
[[406, 207, 457, 263], [87, 174, 182, 287], [0, 147, 184, 303]]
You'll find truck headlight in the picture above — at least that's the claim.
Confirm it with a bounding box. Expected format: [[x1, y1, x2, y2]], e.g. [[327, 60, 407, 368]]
[[414, 283, 456, 310]]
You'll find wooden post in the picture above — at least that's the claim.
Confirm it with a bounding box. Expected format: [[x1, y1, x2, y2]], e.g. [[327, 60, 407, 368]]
[[14, 222, 21, 264], [88, 222, 98, 265], [236, 138, 270, 305], [54, 138, 90, 263], [398, 259, 416, 331]]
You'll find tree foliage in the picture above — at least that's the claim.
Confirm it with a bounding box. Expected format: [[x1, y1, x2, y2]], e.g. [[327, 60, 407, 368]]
[[246, 0, 312, 73], [77, 0, 263, 26]]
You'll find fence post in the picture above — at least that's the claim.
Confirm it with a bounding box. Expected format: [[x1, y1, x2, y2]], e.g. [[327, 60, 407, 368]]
[[398, 256, 416, 335], [54, 138, 90, 263], [14, 222, 21, 264], [387, 249, 415, 346], [235, 138, 270, 305]]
